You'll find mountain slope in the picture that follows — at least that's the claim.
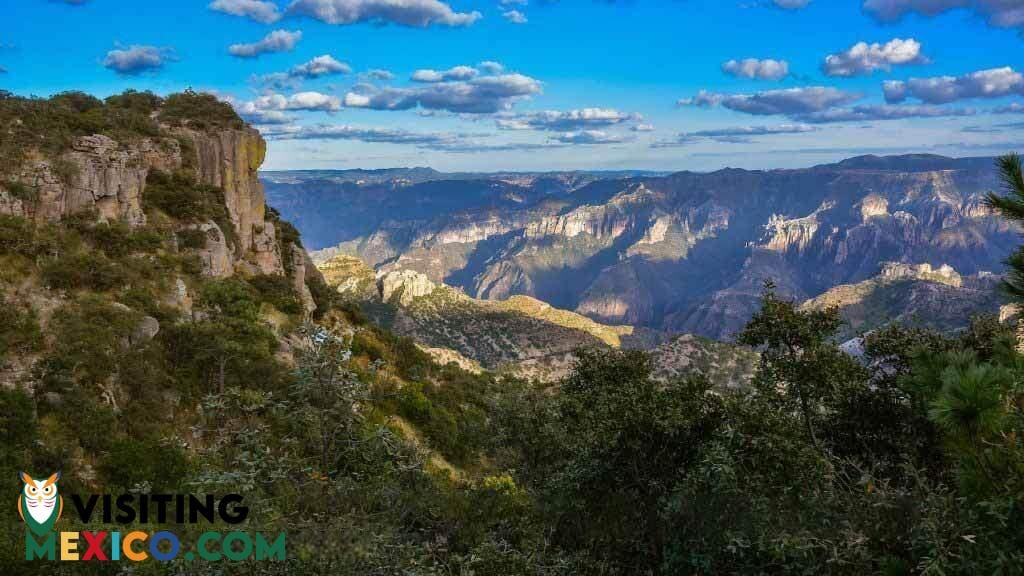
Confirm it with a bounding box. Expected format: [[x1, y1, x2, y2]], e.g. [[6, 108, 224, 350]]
[[280, 154, 1013, 340], [319, 254, 755, 384], [800, 262, 1004, 340]]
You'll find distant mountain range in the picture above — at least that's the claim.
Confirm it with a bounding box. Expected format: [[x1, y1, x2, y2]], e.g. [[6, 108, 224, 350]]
[[267, 154, 1015, 341]]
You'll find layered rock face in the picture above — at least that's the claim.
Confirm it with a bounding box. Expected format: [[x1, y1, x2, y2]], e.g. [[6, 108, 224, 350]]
[[1, 125, 315, 314], [290, 154, 1012, 340]]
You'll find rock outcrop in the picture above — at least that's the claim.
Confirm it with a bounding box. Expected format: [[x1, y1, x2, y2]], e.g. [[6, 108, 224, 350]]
[[1, 124, 316, 316]]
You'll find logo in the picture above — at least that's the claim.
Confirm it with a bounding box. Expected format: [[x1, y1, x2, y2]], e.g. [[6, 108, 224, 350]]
[[16, 471, 286, 562], [18, 472, 63, 536]]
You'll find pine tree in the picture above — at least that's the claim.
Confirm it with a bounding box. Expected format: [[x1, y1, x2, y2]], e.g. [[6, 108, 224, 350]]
[[985, 153, 1024, 299]]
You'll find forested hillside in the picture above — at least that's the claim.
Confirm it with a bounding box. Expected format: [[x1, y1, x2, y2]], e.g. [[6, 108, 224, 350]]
[[1, 90, 1023, 575]]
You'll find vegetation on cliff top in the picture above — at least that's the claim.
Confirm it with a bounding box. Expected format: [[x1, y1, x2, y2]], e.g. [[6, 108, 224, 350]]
[[0, 89, 243, 175]]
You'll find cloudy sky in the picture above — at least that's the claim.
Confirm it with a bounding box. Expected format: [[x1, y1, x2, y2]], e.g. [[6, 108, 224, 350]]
[[3, 0, 1024, 171]]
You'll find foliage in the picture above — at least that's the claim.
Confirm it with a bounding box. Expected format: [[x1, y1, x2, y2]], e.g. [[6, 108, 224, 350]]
[[985, 153, 1024, 299], [249, 273, 303, 315], [159, 89, 245, 130], [0, 297, 42, 362], [0, 90, 163, 174]]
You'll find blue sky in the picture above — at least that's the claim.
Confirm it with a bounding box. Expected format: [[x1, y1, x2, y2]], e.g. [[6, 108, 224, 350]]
[[2, 0, 1023, 171]]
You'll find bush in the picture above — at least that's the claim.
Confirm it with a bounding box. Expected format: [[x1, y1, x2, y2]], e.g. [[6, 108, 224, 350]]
[[249, 273, 303, 315], [176, 227, 208, 249], [159, 90, 244, 130], [0, 298, 42, 361], [100, 436, 191, 492], [41, 251, 128, 291]]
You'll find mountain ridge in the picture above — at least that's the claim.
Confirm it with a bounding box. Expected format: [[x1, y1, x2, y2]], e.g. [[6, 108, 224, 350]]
[[271, 153, 1013, 340]]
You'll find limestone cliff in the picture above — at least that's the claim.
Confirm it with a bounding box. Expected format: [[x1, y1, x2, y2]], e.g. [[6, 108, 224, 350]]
[[0, 116, 316, 314]]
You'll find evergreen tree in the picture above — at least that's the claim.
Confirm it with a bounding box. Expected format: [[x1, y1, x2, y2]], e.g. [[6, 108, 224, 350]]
[[985, 153, 1024, 299]]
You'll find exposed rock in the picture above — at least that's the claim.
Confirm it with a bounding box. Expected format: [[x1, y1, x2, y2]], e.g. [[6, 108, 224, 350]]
[[290, 244, 317, 315], [131, 316, 161, 345], [378, 269, 437, 306], [293, 155, 1012, 340], [177, 127, 267, 252], [2, 134, 181, 225], [188, 221, 234, 278]]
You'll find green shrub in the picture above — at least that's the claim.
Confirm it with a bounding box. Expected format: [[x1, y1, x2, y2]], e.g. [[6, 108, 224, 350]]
[[100, 436, 191, 492], [159, 90, 244, 130], [176, 227, 208, 249], [0, 214, 37, 255], [1, 180, 37, 203], [249, 273, 303, 315], [41, 251, 127, 291], [0, 298, 42, 361]]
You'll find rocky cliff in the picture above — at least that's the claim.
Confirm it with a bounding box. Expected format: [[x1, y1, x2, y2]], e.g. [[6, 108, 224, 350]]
[[1, 111, 317, 314]]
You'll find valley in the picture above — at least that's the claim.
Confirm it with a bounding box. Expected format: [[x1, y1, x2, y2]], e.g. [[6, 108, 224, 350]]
[[267, 154, 1013, 342]]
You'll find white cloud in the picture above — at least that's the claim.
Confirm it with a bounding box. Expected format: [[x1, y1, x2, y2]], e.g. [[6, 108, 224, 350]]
[[653, 123, 816, 147], [241, 91, 342, 115], [103, 45, 172, 75], [208, 0, 281, 23], [503, 9, 527, 23], [496, 108, 642, 131], [345, 72, 542, 113], [722, 58, 789, 80], [631, 123, 655, 132], [411, 65, 479, 82], [822, 38, 928, 77], [287, 0, 482, 27], [263, 123, 459, 145], [478, 61, 504, 74], [884, 67, 1024, 104], [551, 130, 631, 144], [363, 68, 395, 81], [798, 104, 976, 123], [229, 29, 303, 58], [680, 86, 860, 115], [774, 0, 810, 8], [291, 54, 352, 78], [863, 0, 1024, 30]]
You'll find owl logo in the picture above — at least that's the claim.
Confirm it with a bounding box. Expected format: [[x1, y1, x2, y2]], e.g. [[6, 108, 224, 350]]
[[17, 472, 62, 536]]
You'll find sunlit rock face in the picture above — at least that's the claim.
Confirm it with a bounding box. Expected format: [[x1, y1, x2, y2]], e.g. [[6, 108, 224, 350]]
[[2, 123, 319, 315], [285, 155, 1013, 339]]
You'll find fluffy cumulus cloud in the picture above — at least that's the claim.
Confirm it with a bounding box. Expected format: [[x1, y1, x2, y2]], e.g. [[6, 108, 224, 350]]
[[229, 29, 303, 58], [551, 130, 631, 144], [503, 9, 527, 23], [291, 54, 352, 78], [680, 86, 860, 115], [345, 71, 542, 113], [256, 55, 351, 88], [478, 61, 504, 74], [722, 58, 789, 80], [883, 67, 1024, 104], [632, 123, 655, 132], [822, 38, 928, 77], [411, 65, 478, 82], [863, 0, 1024, 30], [287, 0, 482, 27], [102, 45, 172, 75], [798, 104, 976, 123], [496, 108, 641, 131], [208, 0, 281, 23], [239, 90, 343, 123]]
